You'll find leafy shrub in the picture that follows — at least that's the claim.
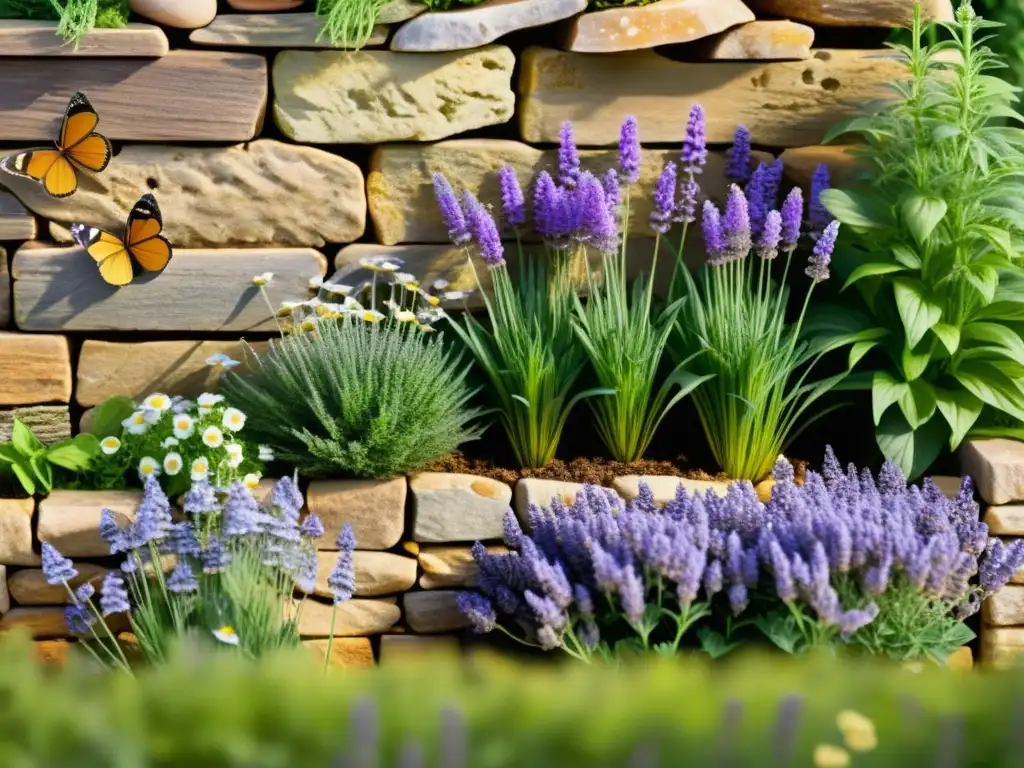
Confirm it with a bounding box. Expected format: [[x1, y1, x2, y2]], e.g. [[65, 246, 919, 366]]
[[222, 318, 482, 479], [0, 419, 98, 496], [42, 475, 356, 670], [811, 1, 1024, 478], [461, 449, 1024, 664], [314, 0, 388, 50]]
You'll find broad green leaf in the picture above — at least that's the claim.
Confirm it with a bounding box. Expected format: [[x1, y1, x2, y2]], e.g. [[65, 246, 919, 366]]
[[963, 264, 998, 305], [892, 244, 922, 269], [960, 322, 1024, 362], [28, 454, 52, 494], [872, 370, 908, 426], [89, 395, 136, 439], [930, 323, 960, 355], [893, 278, 942, 348], [973, 224, 1015, 258], [10, 419, 43, 458], [0, 445, 21, 465], [901, 194, 948, 245], [955, 360, 1024, 422], [10, 463, 35, 496], [834, 371, 874, 391], [849, 340, 879, 369], [876, 409, 947, 480], [842, 261, 906, 291], [46, 434, 100, 471], [697, 627, 743, 659], [820, 188, 889, 229], [898, 379, 936, 429], [933, 388, 983, 449], [901, 341, 931, 381]]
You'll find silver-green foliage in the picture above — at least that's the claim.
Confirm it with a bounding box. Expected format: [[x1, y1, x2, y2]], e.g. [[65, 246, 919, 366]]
[[811, 1, 1024, 478], [222, 320, 483, 478]]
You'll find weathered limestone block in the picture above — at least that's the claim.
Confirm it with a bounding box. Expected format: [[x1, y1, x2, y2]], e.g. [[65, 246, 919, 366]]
[[273, 46, 515, 143], [982, 585, 1024, 626], [513, 478, 586, 527], [7, 563, 109, 606], [12, 245, 325, 333], [519, 48, 910, 147], [0, 606, 128, 638], [561, 0, 754, 53], [312, 551, 418, 598], [987, 506, 1024, 536], [403, 590, 471, 633], [779, 145, 859, 188], [393, 0, 587, 52], [418, 544, 508, 589], [0, 406, 70, 444], [0, 195, 35, 242], [0, 498, 38, 566], [0, 20, 169, 56], [378, 633, 460, 664], [612, 475, 731, 505], [697, 20, 814, 60], [129, 0, 216, 28], [0, 566, 8, 614], [962, 440, 1024, 506], [368, 140, 768, 244], [37, 490, 142, 558], [6, 140, 365, 248], [0, 51, 266, 141], [296, 597, 401, 637], [75, 340, 270, 407], [192, 14, 389, 48], [744, 0, 953, 27], [306, 478, 407, 551], [0, 333, 72, 405], [303, 638, 375, 668], [410, 473, 511, 543], [380, 0, 428, 23], [982, 626, 1024, 669]]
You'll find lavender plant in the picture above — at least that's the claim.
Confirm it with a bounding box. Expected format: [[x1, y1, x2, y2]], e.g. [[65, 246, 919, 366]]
[[459, 449, 1024, 664], [42, 475, 356, 671]]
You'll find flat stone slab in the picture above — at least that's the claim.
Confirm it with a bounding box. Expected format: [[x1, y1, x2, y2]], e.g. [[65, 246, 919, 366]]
[[779, 144, 859, 188], [518, 48, 909, 147], [513, 478, 586, 528], [989, 507, 1024, 536], [7, 563, 110, 606], [313, 551, 418, 598], [75, 339, 271, 407], [129, 0, 217, 28], [982, 585, 1024, 626], [12, 245, 326, 332], [37, 490, 142, 558], [981, 626, 1024, 669], [0, 498, 37, 566], [191, 13, 389, 48], [0, 606, 128, 639], [296, 597, 401, 637], [418, 544, 508, 589], [697, 20, 814, 60], [378, 633, 460, 664], [0, 566, 7, 614], [228, 0, 302, 8], [409, 472, 511, 543], [303, 637, 375, 668], [612, 475, 732, 505], [561, 0, 753, 53], [0, 51, 266, 142], [403, 590, 472, 633], [272, 46, 515, 143], [380, 0, 428, 23], [5, 140, 365, 249], [744, 0, 953, 27], [0, 194, 35, 242], [368, 139, 768, 245], [0, 406, 70, 444], [0, 332, 72, 405], [0, 21, 169, 56], [393, 0, 587, 52], [306, 478, 407, 551], [962, 439, 1024, 506]]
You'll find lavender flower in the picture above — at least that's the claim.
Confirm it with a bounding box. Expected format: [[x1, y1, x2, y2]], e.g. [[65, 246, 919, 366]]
[[809, 163, 833, 238], [702, 200, 727, 266], [42, 543, 77, 585], [201, 535, 231, 574], [757, 210, 783, 260], [166, 522, 201, 558], [328, 523, 356, 602], [433, 173, 470, 245], [723, 185, 752, 261], [503, 509, 523, 549], [456, 591, 497, 634], [780, 187, 803, 253], [618, 116, 641, 185], [463, 190, 505, 268], [650, 161, 677, 234], [65, 604, 95, 635], [222, 482, 262, 538], [299, 513, 325, 540], [167, 562, 198, 593], [183, 479, 220, 517], [498, 166, 527, 228], [579, 172, 619, 251], [99, 508, 127, 555], [99, 572, 130, 616], [533, 171, 558, 238], [74, 582, 95, 603], [725, 125, 752, 185], [602, 168, 620, 210], [806, 220, 839, 283], [744, 163, 770, 240], [681, 104, 708, 174], [296, 547, 318, 594], [558, 121, 581, 188]]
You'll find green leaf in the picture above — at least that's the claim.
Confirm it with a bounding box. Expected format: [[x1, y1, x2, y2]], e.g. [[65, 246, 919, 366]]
[[10, 463, 35, 496], [11, 419, 44, 458], [900, 194, 947, 245], [697, 628, 742, 660], [893, 279, 942, 348], [954, 360, 1024, 422], [872, 370, 908, 426], [973, 224, 1015, 258], [46, 434, 100, 471], [960, 322, 1024, 362], [963, 264, 998, 305], [898, 379, 936, 429], [820, 188, 890, 229], [849, 340, 879, 368], [754, 611, 803, 655], [876, 409, 947, 480], [892, 244, 922, 269], [89, 395, 136, 439], [930, 323, 960, 355], [933, 388, 983, 449], [842, 261, 906, 291], [901, 341, 931, 381], [28, 454, 52, 494]]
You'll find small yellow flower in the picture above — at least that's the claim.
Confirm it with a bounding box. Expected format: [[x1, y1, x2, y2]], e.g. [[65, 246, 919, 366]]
[[163, 452, 183, 476], [300, 318, 318, 332], [212, 625, 240, 646], [123, 410, 149, 435], [138, 456, 160, 480], [100, 436, 121, 455], [395, 310, 417, 323], [202, 426, 225, 449], [197, 393, 224, 412], [276, 304, 296, 318], [142, 393, 171, 412], [191, 457, 210, 482], [222, 408, 246, 432], [422, 293, 441, 307], [836, 710, 877, 752], [225, 443, 244, 468], [243, 473, 261, 490], [173, 414, 194, 440], [417, 323, 437, 333], [361, 310, 385, 323], [812, 744, 851, 768], [252, 272, 274, 287]]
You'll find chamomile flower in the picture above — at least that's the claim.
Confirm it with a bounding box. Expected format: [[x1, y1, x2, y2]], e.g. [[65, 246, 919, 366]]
[[342, 297, 363, 311], [276, 301, 300, 318], [100, 436, 121, 455], [212, 625, 240, 646], [171, 398, 193, 414], [191, 457, 210, 482], [197, 393, 224, 412], [142, 393, 172, 412], [202, 426, 225, 449], [221, 408, 246, 432], [443, 290, 473, 302], [432, 278, 449, 291], [123, 411, 149, 435], [300, 318, 318, 332], [206, 353, 240, 370], [252, 272, 274, 287], [394, 310, 417, 323], [163, 452, 184, 476], [138, 457, 160, 481], [225, 443, 244, 468], [361, 310, 385, 323], [258, 445, 275, 462], [162, 436, 180, 449], [358, 256, 401, 273], [421, 292, 441, 307], [321, 281, 353, 295], [243, 473, 261, 491], [172, 414, 195, 440], [142, 407, 162, 425]]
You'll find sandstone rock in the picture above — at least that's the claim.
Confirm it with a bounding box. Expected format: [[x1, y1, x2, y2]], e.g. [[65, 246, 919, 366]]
[[744, 0, 953, 27], [991, 506, 1024, 536], [0, 566, 8, 614], [418, 544, 508, 589], [0, 406, 70, 444], [980, 626, 1024, 669], [0, 498, 37, 566], [129, 0, 216, 28], [296, 597, 401, 637], [519, 48, 909, 147], [0, 51, 266, 142], [753, 477, 775, 504], [192, 14, 389, 48], [303, 637, 375, 668], [697, 20, 814, 60], [228, 0, 303, 8], [403, 590, 471, 633], [946, 646, 972, 673], [0, 606, 127, 638], [380, 0, 429, 23], [312, 551, 418, 598], [0, 251, 7, 329], [306, 478, 407, 551], [368, 140, 768, 244], [930, 475, 964, 500], [410, 473, 511, 543], [513, 478, 585, 528], [561, 0, 753, 53], [75, 340, 270, 407], [779, 145, 859, 188], [962, 439, 1024, 506], [34, 638, 73, 664], [7, 563, 109, 606], [378, 633, 460, 664], [612, 475, 732, 505], [0, 195, 35, 243], [982, 585, 1024, 626], [0, 333, 71, 405], [37, 490, 142, 558], [6, 140, 364, 249], [273, 46, 515, 143], [393, 0, 587, 52], [12, 245, 326, 333], [0, 20, 168, 56]]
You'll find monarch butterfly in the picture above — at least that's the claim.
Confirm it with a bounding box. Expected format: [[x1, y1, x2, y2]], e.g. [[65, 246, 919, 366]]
[[71, 194, 173, 287], [0, 91, 111, 198]]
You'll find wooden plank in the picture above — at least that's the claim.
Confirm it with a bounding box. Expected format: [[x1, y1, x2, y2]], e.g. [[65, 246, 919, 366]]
[[0, 21, 169, 57], [0, 51, 267, 141], [12, 244, 326, 332], [191, 13, 389, 48], [0, 193, 36, 242]]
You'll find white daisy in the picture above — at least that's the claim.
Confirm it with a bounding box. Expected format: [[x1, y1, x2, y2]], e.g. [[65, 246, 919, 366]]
[[123, 410, 149, 435], [142, 393, 172, 412], [202, 426, 224, 449], [432, 278, 450, 291], [163, 452, 183, 476], [171, 398, 193, 414], [172, 414, 194, 440], [225, 443, 244, 469], [221, 408, 246, 432], [206, 353, 240, 370], [138, 457, 160, 480], [212, 625, 240, 646], [321, 281, 353, 295], [197, 393, 224, 412], [191, 457, 210, 482], [358, 256, 401, 273], [360, 309, 385, 324], [258, 445, 275, 463], [243, 472, 261, 491], [252, 272, 274, 287], [162, 436, 180, 449], [100, 436, 121, 455], [142, 407, 162, 425], [394, 310, 417, 323], [443, 290, 473, 302]]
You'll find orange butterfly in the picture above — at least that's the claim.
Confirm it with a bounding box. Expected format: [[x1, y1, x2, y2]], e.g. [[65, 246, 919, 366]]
[[0, 91, 111, 198], [71, 194, 173, 287]]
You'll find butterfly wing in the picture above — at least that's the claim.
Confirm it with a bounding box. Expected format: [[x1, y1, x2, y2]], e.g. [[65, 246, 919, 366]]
[[72, 224, 134, 287], [60, 92, 111, 173], [0, 149, 79, 198], [125, 194, 172, 274]]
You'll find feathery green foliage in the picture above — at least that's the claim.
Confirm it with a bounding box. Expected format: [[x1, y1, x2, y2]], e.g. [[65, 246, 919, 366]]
[[0, 0, 128, 44], [315, 0, 388, 50], [222, 320, 483, 479], [975, 0, 1024, 85]]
